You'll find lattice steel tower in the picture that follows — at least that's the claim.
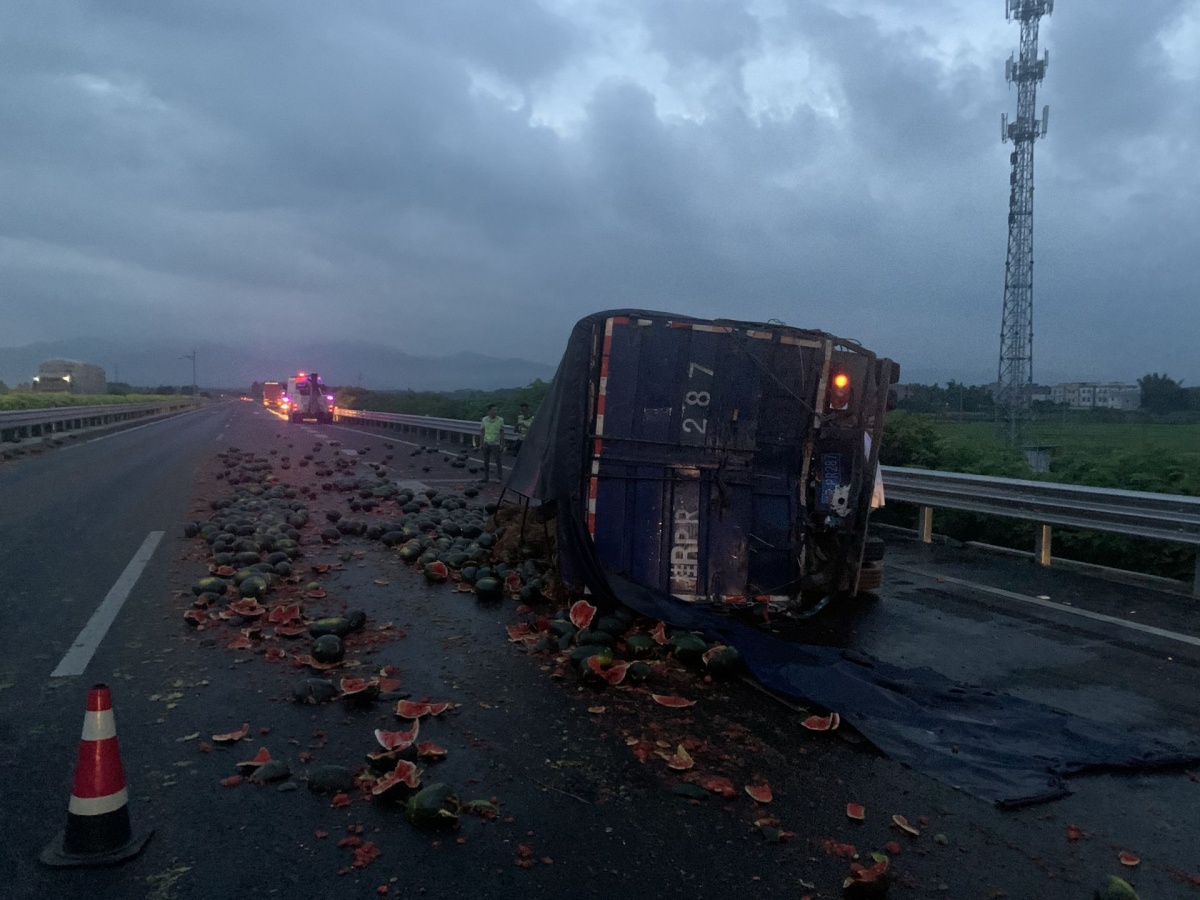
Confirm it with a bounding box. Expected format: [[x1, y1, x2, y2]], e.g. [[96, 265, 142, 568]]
[[997, 0, 1052, 441]]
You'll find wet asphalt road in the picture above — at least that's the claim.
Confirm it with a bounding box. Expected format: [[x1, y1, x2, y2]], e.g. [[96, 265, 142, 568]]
[[1, 401, 1198, 900]]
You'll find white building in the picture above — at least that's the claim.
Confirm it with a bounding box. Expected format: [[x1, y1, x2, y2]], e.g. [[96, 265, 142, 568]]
[[1049, 382, 1139, 410], [32, 359, 107, 395]]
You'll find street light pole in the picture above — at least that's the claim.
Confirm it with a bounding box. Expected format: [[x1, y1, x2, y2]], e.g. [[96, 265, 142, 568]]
[[181, 350, 197, 396]]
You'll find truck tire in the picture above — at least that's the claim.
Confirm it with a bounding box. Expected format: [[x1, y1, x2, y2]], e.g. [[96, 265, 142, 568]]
[[862, 537, 885, 562], [291, 413, 300, 424], [856, 563, 884, 593]]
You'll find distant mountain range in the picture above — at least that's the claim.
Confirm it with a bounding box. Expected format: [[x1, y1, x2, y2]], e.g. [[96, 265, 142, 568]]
[[0, 338, 557, 392]]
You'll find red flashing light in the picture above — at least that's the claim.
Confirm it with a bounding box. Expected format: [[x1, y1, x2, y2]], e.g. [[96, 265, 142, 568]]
[[828, 372, 852, 411]]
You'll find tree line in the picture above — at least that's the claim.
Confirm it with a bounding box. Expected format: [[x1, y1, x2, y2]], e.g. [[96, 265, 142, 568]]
[[894, 373, 1200, 417]]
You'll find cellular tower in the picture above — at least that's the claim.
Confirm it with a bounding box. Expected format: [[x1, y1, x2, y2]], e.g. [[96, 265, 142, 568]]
[[997, 0, 1052, 440]]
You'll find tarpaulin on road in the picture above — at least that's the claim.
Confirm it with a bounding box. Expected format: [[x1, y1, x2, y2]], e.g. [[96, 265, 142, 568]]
[[603, 571, 1200, 807], [506, 309, 1200, 807]]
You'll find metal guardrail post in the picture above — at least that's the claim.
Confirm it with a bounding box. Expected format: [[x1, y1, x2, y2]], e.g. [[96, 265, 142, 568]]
[[918, 506, 934, 544], [1035, 524, 1052, 567]]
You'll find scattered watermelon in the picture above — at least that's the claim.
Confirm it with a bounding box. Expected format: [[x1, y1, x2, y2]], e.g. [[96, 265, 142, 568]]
[[192, 576, 228, 596], [891, 814, 920, 836], [212, 723, 250, 743], [698, 775, 737, 799], [1095, 876, 1140, 900], [267, 603, 302, 624], [651, 694, 696, 708], [416, 742, 448, 760], [701, 644, 742, 675], [228, 598, 265, 618], [846, 802, 867, 821], [745, 783, 773, 803], [1118, 851, 1141, 867], [658, 745, 694, 771], [394, 700, 452, 719], [312, 634, 345, 664], [375, 724, 420, 751], [405, 783, 460, 829], [843, 855, 891, 896], [623, 633, 657, 659], [372, 761, 422, 800], [586, 657, 629, 686], [668, 632, 708, 667], [802, 713, 836, 731], [339, 677, 380, 703], [569, 600, 597, 630], [236, 747, 273, 772]]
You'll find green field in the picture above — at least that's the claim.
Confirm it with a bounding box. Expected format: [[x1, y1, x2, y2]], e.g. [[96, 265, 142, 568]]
[[879, 412, 1199, 581], [937, 418, 1200, 456], [0, 392, 187, 411], [930, 419, 1200, 496]]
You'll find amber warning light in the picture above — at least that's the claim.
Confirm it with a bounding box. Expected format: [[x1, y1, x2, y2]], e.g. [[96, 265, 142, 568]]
[[828, 373, 852, 410]]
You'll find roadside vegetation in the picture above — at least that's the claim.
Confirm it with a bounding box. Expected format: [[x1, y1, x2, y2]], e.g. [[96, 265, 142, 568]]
[[878, 410, 1199, 583], [334, 380, 550, 427], [0, 392, 191, 411]]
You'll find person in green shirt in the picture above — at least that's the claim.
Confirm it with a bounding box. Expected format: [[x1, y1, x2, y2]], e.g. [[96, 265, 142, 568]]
[[478, 404, 506, 483], [512, 402, 534, 456]]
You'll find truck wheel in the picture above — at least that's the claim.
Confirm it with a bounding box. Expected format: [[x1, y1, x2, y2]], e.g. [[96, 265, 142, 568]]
[[856, 563, 884, 593], [862, 537, 886, 562], [290, 413, 300, 424]]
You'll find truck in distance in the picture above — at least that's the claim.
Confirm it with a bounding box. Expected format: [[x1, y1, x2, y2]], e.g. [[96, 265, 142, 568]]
[[284, 372, 333, 424], [261, 381, 285, 411]]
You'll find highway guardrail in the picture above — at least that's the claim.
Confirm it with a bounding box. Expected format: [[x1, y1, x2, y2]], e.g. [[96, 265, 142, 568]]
[[334, 408, 517, 443], [880, 466, 1200, 594], [334, 408, 1200, 594], [0, 399, 201, 444]]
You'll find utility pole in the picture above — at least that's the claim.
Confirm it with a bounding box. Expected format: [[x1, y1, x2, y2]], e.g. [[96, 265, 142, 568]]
[[997, 0, 1053, 444], [182, 350, 197, 396]]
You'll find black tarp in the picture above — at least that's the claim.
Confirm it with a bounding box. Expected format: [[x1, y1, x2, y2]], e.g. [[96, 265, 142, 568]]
[[505, 309, 1200, 806]]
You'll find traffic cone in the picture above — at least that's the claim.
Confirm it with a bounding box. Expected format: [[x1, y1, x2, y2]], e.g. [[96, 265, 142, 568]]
[[40, 684, 152, 867]]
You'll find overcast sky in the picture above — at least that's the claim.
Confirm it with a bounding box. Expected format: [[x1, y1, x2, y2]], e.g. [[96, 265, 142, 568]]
[[1, 0, 1197, 386]]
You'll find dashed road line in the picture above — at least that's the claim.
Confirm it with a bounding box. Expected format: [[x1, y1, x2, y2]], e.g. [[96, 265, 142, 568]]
[[51, 532, 165, 678]]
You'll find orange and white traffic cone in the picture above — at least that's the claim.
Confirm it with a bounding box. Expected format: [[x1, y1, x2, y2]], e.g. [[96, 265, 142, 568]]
[[40, 684, 152, 867]]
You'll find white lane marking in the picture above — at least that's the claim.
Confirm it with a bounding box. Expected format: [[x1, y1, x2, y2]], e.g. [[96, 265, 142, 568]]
[[892, 563, 1200, 649], [396, 480, 430, 492], [51, 532, 165, 678]]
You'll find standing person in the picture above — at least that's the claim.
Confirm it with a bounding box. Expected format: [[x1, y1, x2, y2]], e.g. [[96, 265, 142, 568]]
[[478, 404, 506, 483], [513, 402, 535, 457]]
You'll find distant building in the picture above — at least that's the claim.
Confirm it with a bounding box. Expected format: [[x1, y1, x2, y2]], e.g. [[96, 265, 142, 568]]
[[32, 359, 107, 395], [1050, 381, 1139, 410]]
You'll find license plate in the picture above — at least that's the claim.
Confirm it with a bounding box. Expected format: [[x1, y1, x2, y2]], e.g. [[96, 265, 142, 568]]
[[819, 453, 843, 510]]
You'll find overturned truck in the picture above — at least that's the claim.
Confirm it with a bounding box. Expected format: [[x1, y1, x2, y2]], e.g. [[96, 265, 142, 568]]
[[507, 310, 898, 607]]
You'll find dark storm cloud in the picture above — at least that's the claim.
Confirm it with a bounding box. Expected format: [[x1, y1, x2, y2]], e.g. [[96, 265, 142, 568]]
[[0, 0, 1196, 386]]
